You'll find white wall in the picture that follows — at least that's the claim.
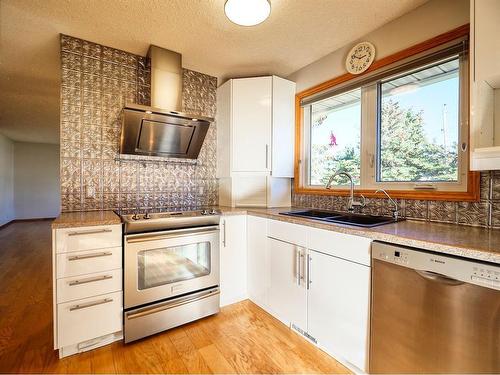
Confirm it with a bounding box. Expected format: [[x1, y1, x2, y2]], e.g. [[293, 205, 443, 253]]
[[0, 133, 14, 226], [13, 142, 60, 220], [288, 0, 469, 92]]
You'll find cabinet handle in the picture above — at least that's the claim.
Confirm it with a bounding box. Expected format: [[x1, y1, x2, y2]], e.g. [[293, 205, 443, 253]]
[[295, 247, 301, 286], [307, 254, 312, 290], [222, 220, 227, 247], [68, 274, 113, 286], [68, 228, 112, 236], [68, 251, 113, 261], [265, 144, 269, 169], [69, 298, 113, 311]]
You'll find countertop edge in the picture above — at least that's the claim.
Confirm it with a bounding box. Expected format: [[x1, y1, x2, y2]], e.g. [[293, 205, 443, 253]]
[[51, 211, 122, 229]]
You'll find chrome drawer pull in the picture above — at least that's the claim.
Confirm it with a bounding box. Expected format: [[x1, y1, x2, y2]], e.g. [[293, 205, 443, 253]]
[[68, 252, 112, 261], [68, 228, 113, 236], [69, 298, 113, 311], [68, 275, 113, 286]]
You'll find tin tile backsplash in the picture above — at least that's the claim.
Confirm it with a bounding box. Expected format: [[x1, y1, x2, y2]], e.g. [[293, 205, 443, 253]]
[[293, 171, 500, 228], [60, 35, 218, 212]]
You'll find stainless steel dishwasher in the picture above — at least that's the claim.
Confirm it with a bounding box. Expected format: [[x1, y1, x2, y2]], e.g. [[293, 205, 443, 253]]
[[370, 241, 500, 374]]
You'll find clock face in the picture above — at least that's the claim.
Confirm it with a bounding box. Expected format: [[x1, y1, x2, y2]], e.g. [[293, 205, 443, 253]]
[[346, 42, 376, 75]]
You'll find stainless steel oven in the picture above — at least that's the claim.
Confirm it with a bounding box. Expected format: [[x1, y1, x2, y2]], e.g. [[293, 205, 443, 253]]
[[121, 209, 220, 343]]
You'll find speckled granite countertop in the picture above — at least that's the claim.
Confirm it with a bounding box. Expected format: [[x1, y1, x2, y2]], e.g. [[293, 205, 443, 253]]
[[220, 206, 500, 264], [52, 210, 121, 229]]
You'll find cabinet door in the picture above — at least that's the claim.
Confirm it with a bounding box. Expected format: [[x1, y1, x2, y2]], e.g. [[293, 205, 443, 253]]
[[474, 0, 500, 84], [220, 215, 247, 306], [267, 237, 307, 331], [233, 175, 267, 207], [232, 77, 272, 172], [271, 76, 295, 177], [307, 250, 370, 372], [247, 215, 269, 309]]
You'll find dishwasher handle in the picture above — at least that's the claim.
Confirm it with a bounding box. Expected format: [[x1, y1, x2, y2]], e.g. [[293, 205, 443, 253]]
[[415, 270, 465, 286]]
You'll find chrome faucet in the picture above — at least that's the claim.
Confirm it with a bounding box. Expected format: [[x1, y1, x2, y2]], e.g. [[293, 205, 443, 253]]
[[325, 171, 365, 212], [375, 189, 399, 220]]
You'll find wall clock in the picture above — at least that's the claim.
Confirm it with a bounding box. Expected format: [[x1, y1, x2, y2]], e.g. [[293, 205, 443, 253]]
[[345, 42, 376, 75]]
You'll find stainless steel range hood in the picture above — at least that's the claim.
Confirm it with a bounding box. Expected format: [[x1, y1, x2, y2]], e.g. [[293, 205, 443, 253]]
[[120, 46, 212, 159]]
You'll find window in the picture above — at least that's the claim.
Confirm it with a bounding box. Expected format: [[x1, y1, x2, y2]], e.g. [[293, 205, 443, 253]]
[[308, 88, 361, 186], [297, 32, 474, 198], [378, 58, 460, 183]]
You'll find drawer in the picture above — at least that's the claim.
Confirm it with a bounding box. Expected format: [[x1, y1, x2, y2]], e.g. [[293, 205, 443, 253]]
[[268, 219, 308, 247], [308, 227, 372, 266], [55, 224, 122, 254], [57, 269, 122, 303], [56, 247, 122, 279], [57, 291, 122, 348]]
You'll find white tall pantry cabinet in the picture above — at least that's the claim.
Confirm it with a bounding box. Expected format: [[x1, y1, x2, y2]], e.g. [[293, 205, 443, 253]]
[[217, 76, 296, 207]]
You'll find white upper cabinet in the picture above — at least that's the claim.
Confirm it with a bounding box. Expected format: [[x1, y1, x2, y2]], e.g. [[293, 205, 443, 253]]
[[470, 0, 500, 170], [216, 75, 296, 177], [232, 77, 272, 172], [473, 0, 500, 85], [271, 76, 296, 177]]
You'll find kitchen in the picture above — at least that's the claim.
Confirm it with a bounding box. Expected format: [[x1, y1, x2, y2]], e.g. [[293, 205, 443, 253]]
[[0, 0, 499, 373]]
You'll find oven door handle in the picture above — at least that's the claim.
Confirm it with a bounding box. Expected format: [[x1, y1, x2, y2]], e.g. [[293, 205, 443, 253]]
[[125, 225, 220, 243], [125, 288, 220, 320]]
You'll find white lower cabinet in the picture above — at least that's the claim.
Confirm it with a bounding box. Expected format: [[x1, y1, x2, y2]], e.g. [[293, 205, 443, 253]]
[[220, 214, 248, 306], [57, 291, 123, 348], [307, 250, 371, 372], [52, 224, 123, 358], [267, 237, 307, 331], [247, 215, 269, 309], [246, 218, 372, 373]]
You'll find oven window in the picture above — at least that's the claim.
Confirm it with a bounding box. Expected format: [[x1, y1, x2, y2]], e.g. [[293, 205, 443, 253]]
[[137, 242, 211, 290]]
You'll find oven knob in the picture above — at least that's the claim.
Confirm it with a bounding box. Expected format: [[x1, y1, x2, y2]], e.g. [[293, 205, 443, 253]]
[[201, 209, 209, 215], [143, 211, 151, 220], [132, 213, 140, 220], [209, 209, 218, 215]]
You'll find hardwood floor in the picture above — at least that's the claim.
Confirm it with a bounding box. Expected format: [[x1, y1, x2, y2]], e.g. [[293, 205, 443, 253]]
[[0, 220, 350, 374]]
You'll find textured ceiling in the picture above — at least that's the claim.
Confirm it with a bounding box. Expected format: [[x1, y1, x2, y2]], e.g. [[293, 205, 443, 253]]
[[0, 0, 428, 144]]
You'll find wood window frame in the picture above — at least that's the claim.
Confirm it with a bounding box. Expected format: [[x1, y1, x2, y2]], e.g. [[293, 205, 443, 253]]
[[294, 24, 480, 202]]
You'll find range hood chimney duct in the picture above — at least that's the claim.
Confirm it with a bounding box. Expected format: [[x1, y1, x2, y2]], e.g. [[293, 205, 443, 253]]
[[147, 46, 183, 111]]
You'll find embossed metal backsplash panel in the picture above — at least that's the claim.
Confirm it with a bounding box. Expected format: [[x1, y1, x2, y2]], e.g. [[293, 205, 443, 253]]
[[60, 35, 218, 212], [293, 171, 500, 228]]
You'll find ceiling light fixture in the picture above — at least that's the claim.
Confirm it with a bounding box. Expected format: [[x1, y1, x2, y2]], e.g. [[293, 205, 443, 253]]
[[224, 0, 271, 26]]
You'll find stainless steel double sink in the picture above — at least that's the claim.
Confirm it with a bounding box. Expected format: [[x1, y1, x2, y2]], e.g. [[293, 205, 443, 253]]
[[280, 209, 403, 228]]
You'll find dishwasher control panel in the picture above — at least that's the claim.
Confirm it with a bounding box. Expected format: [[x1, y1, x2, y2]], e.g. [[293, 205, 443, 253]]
[[373, 242, 500, 291]]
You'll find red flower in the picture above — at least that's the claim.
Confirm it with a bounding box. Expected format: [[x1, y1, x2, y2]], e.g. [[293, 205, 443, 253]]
[[329, 132, 338, 147]]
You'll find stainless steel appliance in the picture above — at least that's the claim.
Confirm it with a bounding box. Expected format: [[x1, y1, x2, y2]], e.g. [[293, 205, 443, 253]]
[[371, 242, 500, 373], [121, 209, 221, 343], [121, 104, 211, 159], [120, 46, 213, 159]]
